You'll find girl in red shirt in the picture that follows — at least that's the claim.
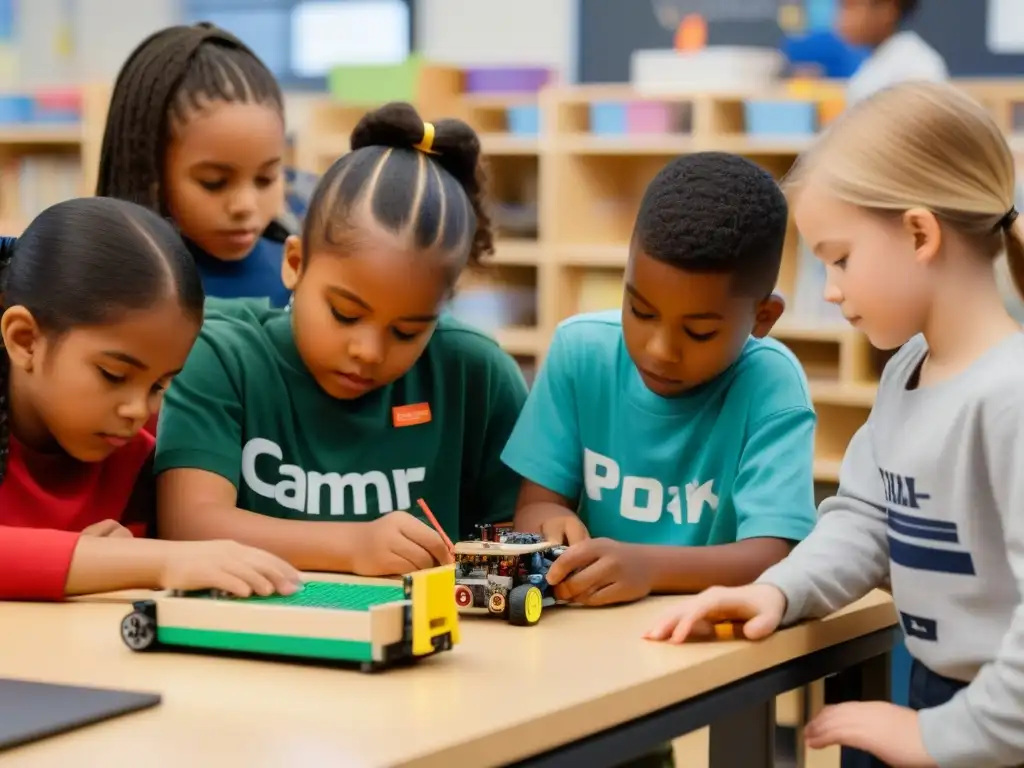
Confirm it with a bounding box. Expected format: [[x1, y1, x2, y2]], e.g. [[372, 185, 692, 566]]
[[0, 196, 302, 600]]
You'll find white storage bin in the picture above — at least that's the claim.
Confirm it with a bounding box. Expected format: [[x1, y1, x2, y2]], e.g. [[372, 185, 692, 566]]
[[630, 47, 785, 95]]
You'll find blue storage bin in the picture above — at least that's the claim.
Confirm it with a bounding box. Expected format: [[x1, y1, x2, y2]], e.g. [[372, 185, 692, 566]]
[[0, 95, 33, 124], [31, 108, 79, 124], [589, 102, 628, 135], [506, 105, 540, 136], [744, 100, 817, 136]]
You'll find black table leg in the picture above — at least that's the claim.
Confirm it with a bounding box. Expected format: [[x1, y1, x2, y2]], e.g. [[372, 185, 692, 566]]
[[827, 650, 893, 768], [708, 696, 776, 768], [512, 628, 899, 768], [827, 649, 892, 704]]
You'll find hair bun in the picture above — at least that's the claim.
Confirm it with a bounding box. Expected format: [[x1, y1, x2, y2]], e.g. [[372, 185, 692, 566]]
[[350, 102, 482, 194], [350, 102, 426, 153], [347, 101, 492, 264], [350, 102, 480, 163]]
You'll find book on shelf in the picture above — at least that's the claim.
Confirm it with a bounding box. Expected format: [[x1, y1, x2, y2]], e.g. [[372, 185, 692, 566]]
[[3, 153, 82, 229]]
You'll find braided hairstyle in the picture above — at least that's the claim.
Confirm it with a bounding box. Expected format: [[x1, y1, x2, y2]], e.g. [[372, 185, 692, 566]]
[[95, 22, 283, 217], [0, 237, 14, 481], [0, 197, 204, 482], [302, 102, 493, 283]]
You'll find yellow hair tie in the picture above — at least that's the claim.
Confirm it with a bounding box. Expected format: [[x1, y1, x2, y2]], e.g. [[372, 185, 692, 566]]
[[413, 122, 439, 155]]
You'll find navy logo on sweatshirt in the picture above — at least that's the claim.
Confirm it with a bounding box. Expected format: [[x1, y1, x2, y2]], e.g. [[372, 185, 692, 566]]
[[880, 469, 976, 576], [899, 612, 938, 642]]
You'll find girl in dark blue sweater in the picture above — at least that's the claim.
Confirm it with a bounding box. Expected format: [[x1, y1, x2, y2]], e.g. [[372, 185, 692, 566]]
[[96, 22, 292, 308]]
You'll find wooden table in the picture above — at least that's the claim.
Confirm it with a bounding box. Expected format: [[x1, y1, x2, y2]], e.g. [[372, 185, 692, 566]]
[[0, 589, 897, 768]]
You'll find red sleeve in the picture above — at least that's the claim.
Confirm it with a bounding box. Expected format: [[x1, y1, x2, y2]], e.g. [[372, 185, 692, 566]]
[[0, 525, 81, 601]]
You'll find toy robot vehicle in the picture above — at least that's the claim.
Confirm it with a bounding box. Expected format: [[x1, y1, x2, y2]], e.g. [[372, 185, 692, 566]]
[[453, 524, 567, 626]]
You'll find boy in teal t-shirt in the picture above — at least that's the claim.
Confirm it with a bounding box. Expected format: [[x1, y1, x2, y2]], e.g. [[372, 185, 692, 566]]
[[501, 152, 817, 607]]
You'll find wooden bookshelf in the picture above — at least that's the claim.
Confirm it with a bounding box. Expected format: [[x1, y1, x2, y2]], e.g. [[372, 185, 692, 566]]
[[0, 84, 108, 235]]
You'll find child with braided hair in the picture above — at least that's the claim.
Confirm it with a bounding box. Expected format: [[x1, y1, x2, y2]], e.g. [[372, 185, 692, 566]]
[[96, 22, 292, 307], [0, 197, 302, 601]]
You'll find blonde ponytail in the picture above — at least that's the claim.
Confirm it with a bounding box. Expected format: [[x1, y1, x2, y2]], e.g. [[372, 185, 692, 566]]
[[1004, 213, 1024, 300], [787, 82, 1018, 284]]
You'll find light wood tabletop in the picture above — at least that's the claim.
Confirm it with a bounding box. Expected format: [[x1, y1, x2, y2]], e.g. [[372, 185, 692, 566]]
[[1, 589, 896, 768]]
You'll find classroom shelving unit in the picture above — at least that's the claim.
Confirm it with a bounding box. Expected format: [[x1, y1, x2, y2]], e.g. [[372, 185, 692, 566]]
[[0, 84, 107, 235]]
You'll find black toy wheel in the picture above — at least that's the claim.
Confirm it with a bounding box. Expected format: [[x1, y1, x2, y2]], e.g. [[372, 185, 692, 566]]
[[508, 584, 543, 626], [120, 601, 158, 651]]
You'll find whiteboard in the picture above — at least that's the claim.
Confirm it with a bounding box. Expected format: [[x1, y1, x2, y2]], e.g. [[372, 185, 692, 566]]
[[987, 0, 1024, 54], [291, 0, 410, 75]]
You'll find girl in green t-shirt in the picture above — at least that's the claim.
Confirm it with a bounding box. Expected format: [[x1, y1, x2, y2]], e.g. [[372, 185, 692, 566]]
[[155, 103, 528, 577]]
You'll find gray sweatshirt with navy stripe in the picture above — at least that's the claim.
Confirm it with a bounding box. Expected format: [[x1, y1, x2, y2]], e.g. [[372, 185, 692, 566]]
[[758, 333, 1024, 768]]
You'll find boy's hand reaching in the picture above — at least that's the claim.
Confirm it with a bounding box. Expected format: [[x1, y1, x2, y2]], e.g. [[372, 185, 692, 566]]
[[642, 584, 787, 643], [545, 538, 652, 606], [350, 511, 454, 576], [539, 514, 590, 546]]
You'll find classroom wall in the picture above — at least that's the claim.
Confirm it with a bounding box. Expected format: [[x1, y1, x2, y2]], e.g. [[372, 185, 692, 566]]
[[19, 0, 1024, 111], [11, 0, 578, 133], [578, 0, 1024, 83], [17, 0, 178, 86], [416, 0, 577, 81], [15, 0, 578, 88]]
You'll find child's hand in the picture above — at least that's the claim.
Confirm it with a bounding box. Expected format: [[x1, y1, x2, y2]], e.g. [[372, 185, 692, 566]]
[[806, 702, 936, 768], [643, 584, 786, 643], [540, 514, 590, 546], [82, 519, 134, 538], [544, 538, 652, 606], [159, 540, 303, 597], [350, 511, 454, 576]]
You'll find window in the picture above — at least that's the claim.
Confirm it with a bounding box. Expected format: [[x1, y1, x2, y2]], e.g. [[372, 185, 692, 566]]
[[201, 9, 290, 76], [184, 0, 415, 90], [291, 1, 410, 76]]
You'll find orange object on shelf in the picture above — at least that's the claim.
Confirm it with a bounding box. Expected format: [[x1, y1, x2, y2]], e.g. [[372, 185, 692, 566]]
[[819, 98, 846, 126], [674, 14, 707, 52]]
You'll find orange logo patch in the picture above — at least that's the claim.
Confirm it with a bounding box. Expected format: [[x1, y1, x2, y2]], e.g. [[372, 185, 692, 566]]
[[392, 403, 432, 427]]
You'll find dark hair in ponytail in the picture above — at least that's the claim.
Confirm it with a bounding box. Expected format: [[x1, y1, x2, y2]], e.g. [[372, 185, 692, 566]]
[[95, 22, 283, 216], [0, 237, 16, 483], [0, 197, 204, 482], [301, 101, 493, 281]]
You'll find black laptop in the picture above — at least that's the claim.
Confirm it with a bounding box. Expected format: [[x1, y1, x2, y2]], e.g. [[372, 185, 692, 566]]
[[0, 678, 161, 752]]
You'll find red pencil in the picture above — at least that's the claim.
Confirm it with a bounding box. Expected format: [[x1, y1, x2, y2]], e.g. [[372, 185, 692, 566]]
[[416, 498, 455, 554]]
